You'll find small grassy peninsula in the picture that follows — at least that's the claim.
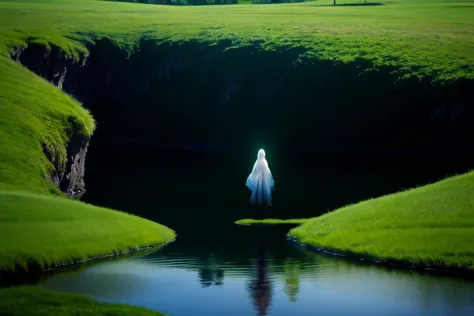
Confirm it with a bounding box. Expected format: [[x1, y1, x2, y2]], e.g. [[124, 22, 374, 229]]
[[235, 218, 308, 225], [0, 286, 165, 316], [288, 171, 474, 272]]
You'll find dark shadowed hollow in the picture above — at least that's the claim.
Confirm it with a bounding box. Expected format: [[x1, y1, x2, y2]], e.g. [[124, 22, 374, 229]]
[[12, 38, 474, 315]]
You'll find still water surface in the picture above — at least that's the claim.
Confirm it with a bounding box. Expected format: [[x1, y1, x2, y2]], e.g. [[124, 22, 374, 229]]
[[39, 149, 474, 315]]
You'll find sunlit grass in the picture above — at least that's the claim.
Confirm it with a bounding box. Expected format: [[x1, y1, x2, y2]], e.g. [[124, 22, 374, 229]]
[[0, 286, 165, 316], [0, 0, 473, 81], [288, 171, 474, 270], [0, 190, 176, 272]]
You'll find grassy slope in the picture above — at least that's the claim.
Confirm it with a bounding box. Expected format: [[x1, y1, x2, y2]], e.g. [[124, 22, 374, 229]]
[[288, 171, 474, 270], [0, 2, 182, 274], [0, 50, 177, 272], [235, 218, 308, 225], [0, 286, 165, 316], [0, 190, 176, 272], [0, 55, 94, 195]]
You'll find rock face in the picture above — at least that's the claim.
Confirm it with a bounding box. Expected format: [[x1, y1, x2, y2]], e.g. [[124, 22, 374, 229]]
[[42, 134, 89, 199], [59, 133, 90, 199], [11, 43, 90, 199]]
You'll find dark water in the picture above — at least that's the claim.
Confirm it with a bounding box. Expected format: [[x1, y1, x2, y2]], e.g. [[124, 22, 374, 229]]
[[39, 148, 474, 316]]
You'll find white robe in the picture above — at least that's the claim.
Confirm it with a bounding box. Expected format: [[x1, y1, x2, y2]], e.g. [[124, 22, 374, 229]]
[[246, 149, 274, 206]]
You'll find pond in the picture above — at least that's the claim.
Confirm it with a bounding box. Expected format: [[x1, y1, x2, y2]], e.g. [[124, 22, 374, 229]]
[[39, 147, 474, 315]]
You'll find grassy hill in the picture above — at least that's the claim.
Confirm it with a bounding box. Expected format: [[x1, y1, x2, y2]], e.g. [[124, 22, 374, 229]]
[[0, 49, 177, 274], [0, 190, 176, 272], [0, 0, 184, 274], [288, 171, 474, 271], [0, 54, 94, 195]]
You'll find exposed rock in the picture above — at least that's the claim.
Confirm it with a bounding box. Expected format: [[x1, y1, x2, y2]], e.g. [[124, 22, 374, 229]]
[[59, 133, 90, 199], [41, 133, 89, 199], [10, 45, 26, 62]]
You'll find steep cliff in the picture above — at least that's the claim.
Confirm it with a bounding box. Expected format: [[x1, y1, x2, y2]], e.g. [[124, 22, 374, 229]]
[[10, 38, 474, 196], [10, 43, 91, 198]]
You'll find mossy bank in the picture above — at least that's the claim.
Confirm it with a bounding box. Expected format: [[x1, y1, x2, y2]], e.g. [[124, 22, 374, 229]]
[[288, 171, 474, 274]]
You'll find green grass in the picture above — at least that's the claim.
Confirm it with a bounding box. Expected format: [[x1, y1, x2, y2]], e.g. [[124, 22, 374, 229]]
[[235, 218, 309, 225], [0, 0, 473, 82], [0, 286, 165, 316], [288, 171, 474, 271], [0, 190, 176, 272]]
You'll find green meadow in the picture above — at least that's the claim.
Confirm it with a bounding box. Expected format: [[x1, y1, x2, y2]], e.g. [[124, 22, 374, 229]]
[[0, 286, 165, 316], [288, 171, 474, 271], [0, 0, 473, 81]]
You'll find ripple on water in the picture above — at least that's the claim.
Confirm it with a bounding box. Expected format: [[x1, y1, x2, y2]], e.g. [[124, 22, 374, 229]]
[[37, 242, 474, 316]]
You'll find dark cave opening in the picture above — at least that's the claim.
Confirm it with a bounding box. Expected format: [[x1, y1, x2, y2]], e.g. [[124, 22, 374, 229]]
[[13, 38, 474, 220]]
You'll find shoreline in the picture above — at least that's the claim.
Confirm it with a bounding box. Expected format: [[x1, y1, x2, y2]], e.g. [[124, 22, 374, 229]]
[[41, 239, 175, 272], [287, 236, 474, 279], [0, 239, 176, 287]]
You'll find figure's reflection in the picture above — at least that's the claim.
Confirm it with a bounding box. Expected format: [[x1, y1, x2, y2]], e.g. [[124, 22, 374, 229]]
[[198, 267, 224, 287], [247, 245, 273, 316]]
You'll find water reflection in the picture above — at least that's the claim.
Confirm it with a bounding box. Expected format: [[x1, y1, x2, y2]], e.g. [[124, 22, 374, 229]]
[[199, 269, 224, 287], [247, 246, 273, 316], [35, 226, 474, 316], [34, 150, 474, 315]]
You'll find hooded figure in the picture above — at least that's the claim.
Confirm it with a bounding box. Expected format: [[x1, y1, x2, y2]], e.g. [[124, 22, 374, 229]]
[[246, 149, 275, 206]]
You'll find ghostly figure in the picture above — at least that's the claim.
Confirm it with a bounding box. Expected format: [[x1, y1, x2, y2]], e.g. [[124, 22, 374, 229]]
[[246, 149, 275, 206]]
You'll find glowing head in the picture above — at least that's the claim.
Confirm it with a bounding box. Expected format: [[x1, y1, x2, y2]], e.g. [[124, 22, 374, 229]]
[[258, 149, 266, 159]]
